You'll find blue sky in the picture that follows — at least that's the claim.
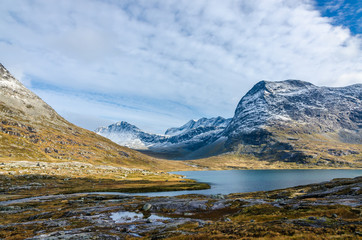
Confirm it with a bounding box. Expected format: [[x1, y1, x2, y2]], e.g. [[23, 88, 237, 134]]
[[314, 0, 361, 35], [0, 0, 361, 134]]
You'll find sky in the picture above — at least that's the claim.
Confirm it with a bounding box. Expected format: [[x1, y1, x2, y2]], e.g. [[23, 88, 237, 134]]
[[0, 0, 361, 134]]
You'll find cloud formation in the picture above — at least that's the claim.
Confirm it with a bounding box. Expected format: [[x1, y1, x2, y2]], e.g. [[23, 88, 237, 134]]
[[0, 0, 361, 133]]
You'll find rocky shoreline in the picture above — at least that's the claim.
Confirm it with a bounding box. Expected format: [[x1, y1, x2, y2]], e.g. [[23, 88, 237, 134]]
[[0, 176, 361, 239]]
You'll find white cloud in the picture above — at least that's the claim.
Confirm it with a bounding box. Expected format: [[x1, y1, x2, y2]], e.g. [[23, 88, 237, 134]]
[[0, 0, 361, 133]]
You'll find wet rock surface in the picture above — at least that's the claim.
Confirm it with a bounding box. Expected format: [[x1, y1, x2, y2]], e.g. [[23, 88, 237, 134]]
[[0, 176, 361, 239]]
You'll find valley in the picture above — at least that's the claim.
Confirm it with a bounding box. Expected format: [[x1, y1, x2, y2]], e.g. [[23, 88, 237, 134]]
[[1, 0, 361, 238], [0, 63, 361, 239]]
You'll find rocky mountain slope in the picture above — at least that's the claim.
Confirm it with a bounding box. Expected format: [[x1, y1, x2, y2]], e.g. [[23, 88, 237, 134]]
[[219, 80, 362, 166], [95, 117, 231, 159], [224, 80, 361, 143], [0, 63, 187, 170]]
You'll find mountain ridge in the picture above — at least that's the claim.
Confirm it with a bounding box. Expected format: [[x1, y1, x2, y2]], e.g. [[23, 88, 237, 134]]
[[95, 117, 232, 158]]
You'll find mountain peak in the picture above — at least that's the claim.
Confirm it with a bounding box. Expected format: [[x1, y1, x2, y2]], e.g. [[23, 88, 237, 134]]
[[115, 121, 138, 128], [0, 63, 64, 124], [0, 63, 8, 72], [247, 79, 315, 97], [95, 121, 141, 134], [0, 63, 24, 91]]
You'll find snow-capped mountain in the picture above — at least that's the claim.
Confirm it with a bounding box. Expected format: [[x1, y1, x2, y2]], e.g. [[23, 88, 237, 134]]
[[223, 79, 361, 146], [95, 117, 231, 158], [218, 80, 362, 162], [95, 121, 165, 149]]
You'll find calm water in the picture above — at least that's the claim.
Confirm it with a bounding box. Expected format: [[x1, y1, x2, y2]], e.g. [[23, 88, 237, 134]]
[[135, 169, 362, 197]]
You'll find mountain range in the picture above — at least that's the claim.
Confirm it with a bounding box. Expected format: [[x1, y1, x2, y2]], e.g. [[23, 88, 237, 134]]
[[96, 80, 362, 166], [95, 117, 231, 159]]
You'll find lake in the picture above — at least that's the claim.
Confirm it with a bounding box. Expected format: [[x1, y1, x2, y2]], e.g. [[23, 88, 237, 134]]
[[1, 169, 361, 207], [135, 169, 362, 197]]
